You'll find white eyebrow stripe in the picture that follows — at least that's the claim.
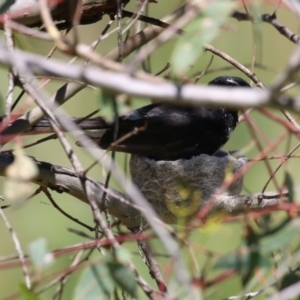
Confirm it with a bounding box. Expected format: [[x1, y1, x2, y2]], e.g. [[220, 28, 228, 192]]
[[226, 78, 238, 85], [124, 110, 143, 120]]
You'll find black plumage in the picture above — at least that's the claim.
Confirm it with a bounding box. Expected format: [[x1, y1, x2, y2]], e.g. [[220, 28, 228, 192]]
[[96, 76, 250, 160]]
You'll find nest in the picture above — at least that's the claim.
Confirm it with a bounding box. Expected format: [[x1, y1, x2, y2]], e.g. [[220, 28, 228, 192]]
[[130, 150, 247, 224]]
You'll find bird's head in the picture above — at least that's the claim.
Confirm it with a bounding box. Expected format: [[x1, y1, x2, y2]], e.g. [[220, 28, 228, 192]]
[[207, 76, 251, 88], [205, 76, 251, 127], [206, 76, 251, 113]]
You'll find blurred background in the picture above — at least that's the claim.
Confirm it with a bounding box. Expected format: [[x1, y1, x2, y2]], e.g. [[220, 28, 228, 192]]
[[0, 0, 300, 299]]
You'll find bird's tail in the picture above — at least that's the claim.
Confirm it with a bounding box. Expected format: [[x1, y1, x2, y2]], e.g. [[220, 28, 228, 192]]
[[2, 115, 109, 140]]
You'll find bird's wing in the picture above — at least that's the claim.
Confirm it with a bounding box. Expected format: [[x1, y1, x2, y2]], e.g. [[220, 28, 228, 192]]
[[121, 103, 161, 122]]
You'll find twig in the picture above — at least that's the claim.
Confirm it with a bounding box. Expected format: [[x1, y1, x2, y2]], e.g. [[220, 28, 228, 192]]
[[42, 187, 94, 231], [232, 11, 300, 45], [83, 19, 115, 67], [261, 141, 300, 194], [0, 233, 151, 270], [270, 45, 300, 99], [0, 0, 128, 29], [224, 250, 300, 300], [128, 3, 197, 71], [2, 45, 299, 111], [7, 20, 53, 40], [52, 250, 83, 300], [67, 228, 97, 240], [203, 44, 264, 88], [122, 9, 184, 35], [249, 154, 300, 161], [117, 0, 123, 62], [0, 206, 31, 288], [4, 18, 15, 117], [243, 111, 281, 192], [138, 239, 168, 294]]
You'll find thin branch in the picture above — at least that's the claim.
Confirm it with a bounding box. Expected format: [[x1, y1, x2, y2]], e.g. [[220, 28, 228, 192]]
[[0, 206, 31, 288], [6, 20, 53, 40], [122, 9, 184, 35], [224, 250, 300, 300], [270, 45, 300, 95], [0, 232, 151, 269], [42, 187, 94, 231], [138, 239, 168, 294], [127, 3, 197, 71], [4, 18, 15, 117], [203, 44, 265, 88], [0, 0, 129, 29], [0, 44, 298, 113], [232, 11, 300, 45], [52, 250, 83, 300]]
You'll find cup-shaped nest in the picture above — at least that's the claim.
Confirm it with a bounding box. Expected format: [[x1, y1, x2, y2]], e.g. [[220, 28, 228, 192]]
[[130, 150, 247, 224]]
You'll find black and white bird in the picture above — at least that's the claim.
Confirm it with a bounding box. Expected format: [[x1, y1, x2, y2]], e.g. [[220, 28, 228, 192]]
[[29, 76, 250, 160], [80, 76, 250, 160]]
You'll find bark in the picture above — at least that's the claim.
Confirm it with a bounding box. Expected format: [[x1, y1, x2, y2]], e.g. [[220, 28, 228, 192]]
[[1, 0, 130, 29]]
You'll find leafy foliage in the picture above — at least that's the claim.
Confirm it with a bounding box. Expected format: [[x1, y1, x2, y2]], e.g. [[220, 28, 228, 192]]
[[74, 258, 137, 299], [171, 1, 234, 76]]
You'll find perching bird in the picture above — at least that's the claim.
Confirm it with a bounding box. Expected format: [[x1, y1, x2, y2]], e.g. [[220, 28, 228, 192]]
[[27, 76, 250, 160], [77, 76, 250, 160]]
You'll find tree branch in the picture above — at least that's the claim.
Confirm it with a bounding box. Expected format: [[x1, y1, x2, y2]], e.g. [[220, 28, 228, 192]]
[[0, 153, 288, 227], [1, 0, 130, 29], [0, 152, 141, 229], [232, 11, 300, 45], [1, 44, 300, 113]]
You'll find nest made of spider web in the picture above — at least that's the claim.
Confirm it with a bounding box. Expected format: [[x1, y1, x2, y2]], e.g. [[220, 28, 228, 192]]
[[130, 150, 247, 224]]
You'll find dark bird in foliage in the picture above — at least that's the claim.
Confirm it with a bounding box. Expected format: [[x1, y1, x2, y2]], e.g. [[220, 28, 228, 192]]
[[29, 76, 250, 160], [78, 76, 250, 160]]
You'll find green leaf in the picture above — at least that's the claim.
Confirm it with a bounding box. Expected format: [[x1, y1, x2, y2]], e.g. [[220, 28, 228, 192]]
[[0, 0, 15, 14], [284, 172, 294, 202], [28, 238, 53, 270], [217, 219, 300, 272], [98, 91, 131, 123], [261, 218, 300, 254], [280, 273, 300, 290], [19, 284, 42, 300], [4, 145, 38, 202], [215, 251, 272, 271], [172, 1, 234, 76], [98, 91, 114, 122], [107, 262, 137, 298], [74, 264, 115, 300], [114, 247, 132, 264]]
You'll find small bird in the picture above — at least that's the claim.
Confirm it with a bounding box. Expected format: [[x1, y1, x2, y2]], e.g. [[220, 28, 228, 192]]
[[79, 76, 250, 160], [26, 76, 250, 160]]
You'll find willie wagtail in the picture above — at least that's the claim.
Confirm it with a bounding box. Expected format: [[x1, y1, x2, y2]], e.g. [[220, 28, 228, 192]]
[[26, 76, 250, 160], [80, 76, 250, 160]]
